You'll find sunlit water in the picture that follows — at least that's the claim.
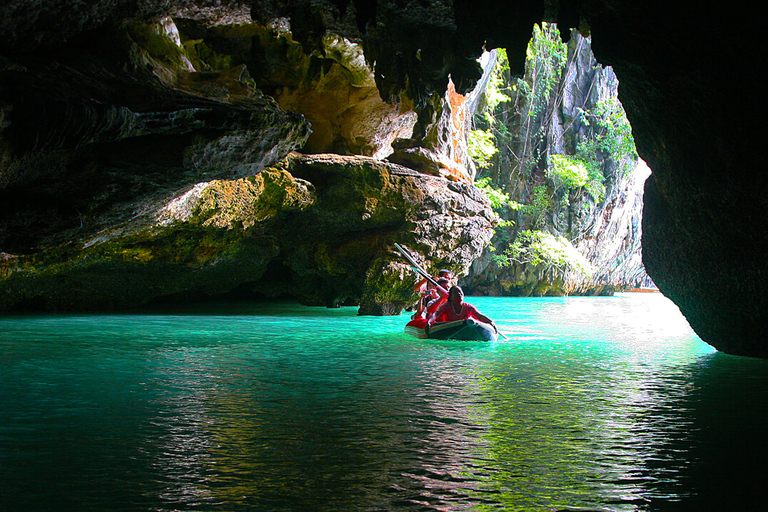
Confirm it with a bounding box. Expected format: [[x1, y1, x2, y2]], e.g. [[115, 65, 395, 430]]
[[2, 293, 768, 511]]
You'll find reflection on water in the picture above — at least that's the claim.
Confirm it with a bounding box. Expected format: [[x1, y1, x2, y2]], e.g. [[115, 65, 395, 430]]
[[2, 294, 768, 511]]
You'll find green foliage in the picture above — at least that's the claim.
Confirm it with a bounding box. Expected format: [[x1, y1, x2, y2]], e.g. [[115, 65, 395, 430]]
[[468, 48, 514, 172], [520, 185, 553, 228], [547, 154, 588, 189], [505, 230, 596, 277], [523, 23, 568, 119], [468, 130, 498, 169], [593, 98, 636, 158], [547, 154, 605, 202], [527, 24, 568, 68], [576, 98, 638, 176], [475, 177, 508, 209], [485, 49, 512, 112], [475, 177, 515, 228], [584, 178, 606, 203], [467, 22, 639, 278]]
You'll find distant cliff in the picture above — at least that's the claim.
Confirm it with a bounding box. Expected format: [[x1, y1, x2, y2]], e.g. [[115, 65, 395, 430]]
[[462, 27, 651, 296]]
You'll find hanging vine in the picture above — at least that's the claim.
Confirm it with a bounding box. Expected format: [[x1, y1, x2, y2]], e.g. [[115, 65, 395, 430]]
[[468, 22, 640, 277]]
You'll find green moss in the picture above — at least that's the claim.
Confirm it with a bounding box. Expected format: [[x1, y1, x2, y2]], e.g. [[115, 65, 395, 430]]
[[117, 247, 154, 263], [193, 169, 316, 229], [127, 21, 188, 68], [213, 23, 262, 39]]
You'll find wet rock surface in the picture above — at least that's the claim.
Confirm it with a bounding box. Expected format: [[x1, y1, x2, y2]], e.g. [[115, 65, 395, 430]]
[[583, 1, 768, 356], [0, 22, 310, 252], [0, 153, 495, 313]]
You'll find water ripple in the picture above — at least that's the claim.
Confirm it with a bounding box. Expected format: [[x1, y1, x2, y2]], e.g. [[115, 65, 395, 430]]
[[3, 296, 767, 511]]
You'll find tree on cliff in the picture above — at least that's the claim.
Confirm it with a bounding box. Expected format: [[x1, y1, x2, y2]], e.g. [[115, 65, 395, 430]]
[[466, 23, 649, 296]]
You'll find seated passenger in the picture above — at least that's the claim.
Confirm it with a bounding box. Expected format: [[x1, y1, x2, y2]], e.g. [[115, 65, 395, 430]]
[[412, 282, 437, 319], [411, 278, 450, 320], [425, 277, 450, 320], [412, 269, 453, 294]]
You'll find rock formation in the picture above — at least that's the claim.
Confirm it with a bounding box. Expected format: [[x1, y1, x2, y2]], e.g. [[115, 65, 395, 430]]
[[1, 0, 767, 356], [0, 152, 494, 312], [0, 11, 494, 314], [462, 30, 650, 297], [582, 2, 768, 357]]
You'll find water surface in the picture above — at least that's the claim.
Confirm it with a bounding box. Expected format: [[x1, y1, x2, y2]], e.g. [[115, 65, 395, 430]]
[[2, 293, 767, 511]]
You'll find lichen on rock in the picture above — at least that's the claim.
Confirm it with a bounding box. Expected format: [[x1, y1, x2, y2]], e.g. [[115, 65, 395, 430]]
[[0, 153, 495, 314]]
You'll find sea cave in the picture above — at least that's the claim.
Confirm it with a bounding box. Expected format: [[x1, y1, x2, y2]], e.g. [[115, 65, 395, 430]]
[[1, 0, 765, 357], [2, 1, 768, 510]]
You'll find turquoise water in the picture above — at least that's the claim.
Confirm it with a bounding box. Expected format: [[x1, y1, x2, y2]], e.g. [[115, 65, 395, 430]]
[[2, 293, 767, 511]]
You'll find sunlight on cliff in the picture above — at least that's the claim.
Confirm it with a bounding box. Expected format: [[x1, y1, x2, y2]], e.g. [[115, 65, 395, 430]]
[[462, 23, 654, 296]]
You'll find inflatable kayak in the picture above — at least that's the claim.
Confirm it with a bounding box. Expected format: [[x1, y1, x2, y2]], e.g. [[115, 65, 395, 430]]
[[405, 318, 498, 342]]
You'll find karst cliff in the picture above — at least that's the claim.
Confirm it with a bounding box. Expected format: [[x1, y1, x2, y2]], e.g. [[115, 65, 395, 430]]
[[1, 0, 766, 357], [462, 29, 649, 297]]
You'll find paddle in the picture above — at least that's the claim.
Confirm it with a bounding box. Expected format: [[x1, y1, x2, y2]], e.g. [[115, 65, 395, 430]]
[[394, 243, 448, 295], [395, 243, 510, 341], [495, 327, 511, 341]]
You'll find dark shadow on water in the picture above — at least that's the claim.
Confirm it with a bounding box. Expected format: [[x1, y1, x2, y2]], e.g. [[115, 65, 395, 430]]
[[2, 298, 369, 319], [648, 352, 768, 511]]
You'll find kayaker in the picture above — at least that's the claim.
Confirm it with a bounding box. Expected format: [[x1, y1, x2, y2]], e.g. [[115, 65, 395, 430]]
[[412, 269, 453, 294], [412, 282, 437, 319], [411, 277, 450, 320], [427, 285, 497, 332]]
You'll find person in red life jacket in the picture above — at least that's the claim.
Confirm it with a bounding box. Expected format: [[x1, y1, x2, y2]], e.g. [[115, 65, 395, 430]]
[[411, 277, 450, 320], [427, 285, 497, 333], [412, 269, 453, 295], [424, 277, 450, 319], [411, 281, 437, 319]]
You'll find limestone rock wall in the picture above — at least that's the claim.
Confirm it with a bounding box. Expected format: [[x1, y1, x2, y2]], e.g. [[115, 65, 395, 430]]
[[0, 10, 495, 315], [463, 31, 649, 297], [585, 1, 768, 356], [0, 19, 310, 253], [558, 33, 649, 293], [0, 154, 495, 313]]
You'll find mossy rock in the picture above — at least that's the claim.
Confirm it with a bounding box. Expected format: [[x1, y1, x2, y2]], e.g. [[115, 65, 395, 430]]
[[0, 154, 495, 314]]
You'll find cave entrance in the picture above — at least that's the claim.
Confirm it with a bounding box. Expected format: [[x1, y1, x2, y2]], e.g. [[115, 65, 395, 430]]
[[460, 23, 655, 297]]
